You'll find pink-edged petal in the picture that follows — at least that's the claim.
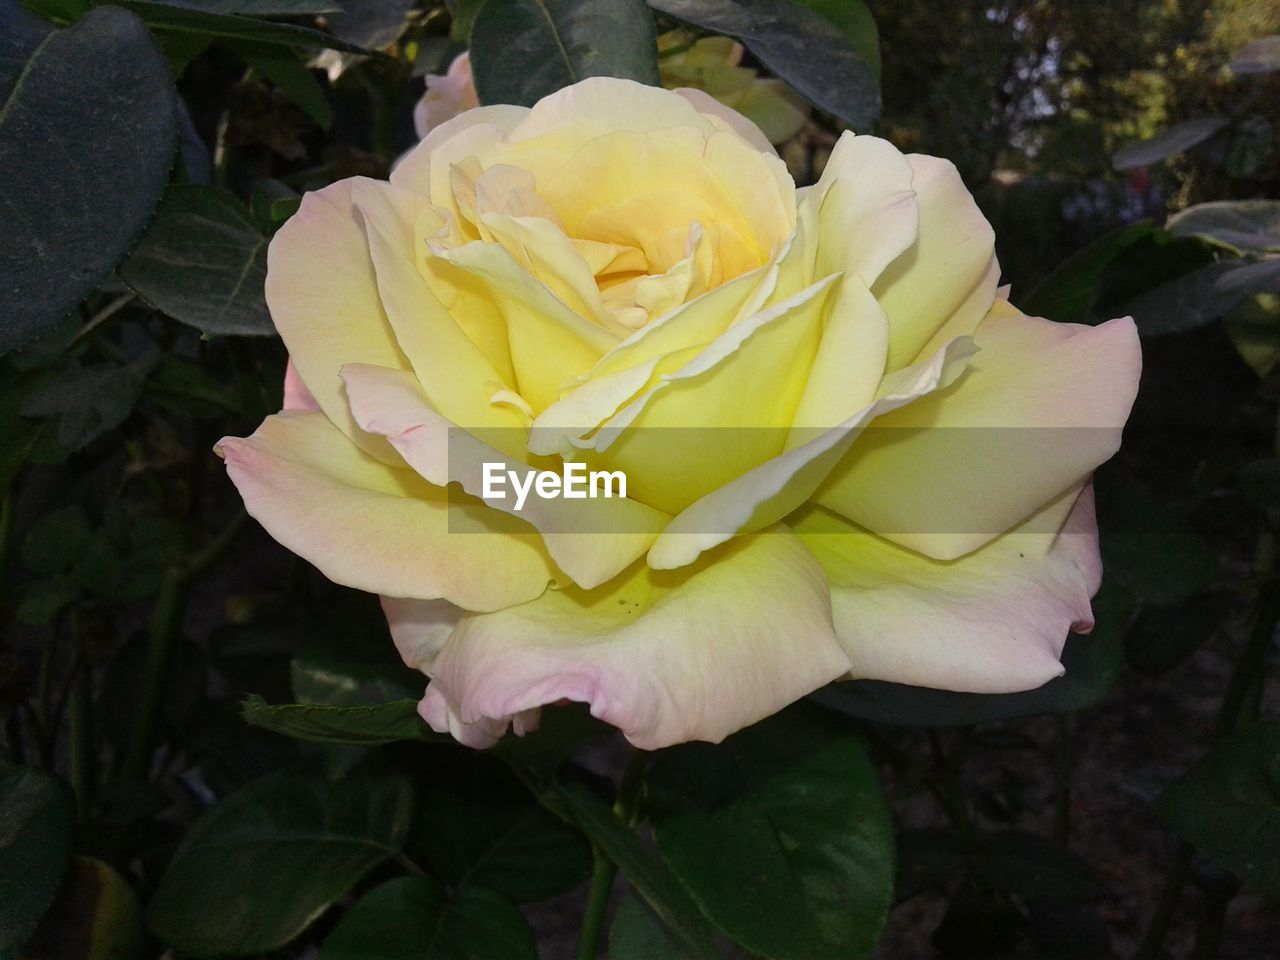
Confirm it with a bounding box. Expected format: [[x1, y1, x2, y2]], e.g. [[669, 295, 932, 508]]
[[266, 180, 410, 462], [215, 411, 553, 612], [673, 86, 777, 154], [817, 304, 1142, 560], [418, 685, 540, 749], [341, 363, 669, 589], [423, 527, 850, 749], [282, 359, 320, 412], [413, 51, 479, 139], [792, 484, 1101, 692], [381, 595, 462, 672]]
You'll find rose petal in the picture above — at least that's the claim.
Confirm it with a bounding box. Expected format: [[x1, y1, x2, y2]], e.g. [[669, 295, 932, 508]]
[[381, 595, 462, 672], [215, 412, 552, 611], [816, 305, 1141, 560], [266, 180, 412, 462], [424, 527, 850, 749], [647, 334, 975, 570], [589, 273, 841, 514], [873, 154, 998, 371], [348, 178, 528, 444], [792, 484, 1101, 692], [341, 363, 669, 589], [282, 359, 320, 412]]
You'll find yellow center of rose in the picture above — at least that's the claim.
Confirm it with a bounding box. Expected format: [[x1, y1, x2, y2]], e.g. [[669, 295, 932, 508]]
[[413, 122, 794, 354]]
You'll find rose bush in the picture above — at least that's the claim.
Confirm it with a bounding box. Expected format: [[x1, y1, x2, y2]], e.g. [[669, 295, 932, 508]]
[[218, 78, 1141, 750]]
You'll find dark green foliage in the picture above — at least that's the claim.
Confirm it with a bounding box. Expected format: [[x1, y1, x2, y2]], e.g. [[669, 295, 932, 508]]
[[0, 3, 177, 354], [469, 0, 660, 106]]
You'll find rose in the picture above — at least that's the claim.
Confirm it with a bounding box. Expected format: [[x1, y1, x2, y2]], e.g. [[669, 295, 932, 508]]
[[657, 33, 808, 145], [413, 52, 480, 140], [415, 37, 808, 145], [218, 78, 1141, 749]]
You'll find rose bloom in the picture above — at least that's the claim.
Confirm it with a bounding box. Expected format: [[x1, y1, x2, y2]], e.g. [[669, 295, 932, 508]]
[[413, 52, 480, 140], [218, 79, 1140, 749]]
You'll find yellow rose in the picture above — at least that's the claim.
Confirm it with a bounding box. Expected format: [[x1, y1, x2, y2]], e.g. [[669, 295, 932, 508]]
[[218, 79, 1141, 749], [657, 33, 809, 145]]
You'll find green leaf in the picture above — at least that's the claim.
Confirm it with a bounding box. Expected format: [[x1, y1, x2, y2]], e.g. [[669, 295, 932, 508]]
[[1125, 591, 1232, 675], [1117, 258, 1280, 337], [649, 707, 894, 960], [0, 767, 75, 954], [1224, 290, 1280, 380], [1167, 200, 1280, 254], [1095, 471, 1218, 605], [418, 760, 592, 903], [493, 702, 610, 779], [234, 40, 332, 129], [897, 829, 1105, 904], [1089, 230, 1218, 324], [470, 0, 661, 107], [185, 0, 346, 14], [1157, 721, 1280, 897], [609, 894, 700, 960], [0, 4, 177, 354], [290, 591, 423, 707], [0, 370, 43, 488], [1022, 222, 1155, 324], [21, 353, 160, 452], [242, 695, 446, 745], [110, 0, 378, 55], [649, 0, 879, 130], [1112, 116, 1229, 170], [449, 0, 483, 42], [791, 0, 879, 85], [320, 877, 536, 960], [556, 783, 719, 960], [811, 582, 1133, 727], [326, 0, 415, 49], [20, 856, 146, 960], [146, 772, 414, 956], [119, 185, 274, 337], [1230, 35, 1280, 75], [144, 354, 246, 418]]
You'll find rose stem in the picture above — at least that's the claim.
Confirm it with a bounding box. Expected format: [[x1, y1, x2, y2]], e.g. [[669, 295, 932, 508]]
[[575, 746, 650, 960]]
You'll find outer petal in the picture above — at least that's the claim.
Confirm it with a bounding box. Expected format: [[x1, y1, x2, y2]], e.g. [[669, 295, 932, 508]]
[[872, 154, 997, 371], [647, 335, 975, 570], [282, 359, 320, 412], [792, 484, 1101, 692], [381, 596, 462, 672], [673, 86, 776, 154], [413, 51, 479, 139], [423, 527, 851, 749], [215, 412, 553, 611], [391, 103, 529, 205], [812, 132, 919, 289], [341, 363, 669, 590], [817, 305, 1142, 560], [266, 180, 411, 462]]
